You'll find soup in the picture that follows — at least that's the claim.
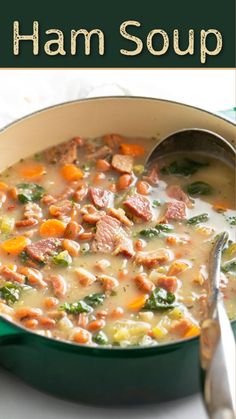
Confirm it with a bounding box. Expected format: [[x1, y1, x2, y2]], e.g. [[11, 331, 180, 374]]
[[0, 134, 235, 347]]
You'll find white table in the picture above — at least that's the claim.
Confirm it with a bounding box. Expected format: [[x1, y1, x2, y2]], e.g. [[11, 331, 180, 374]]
[[0, 69, 234, 418]]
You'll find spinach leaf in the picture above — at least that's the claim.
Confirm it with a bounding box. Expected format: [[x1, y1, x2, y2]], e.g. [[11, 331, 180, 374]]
[[139, 228, 162, 238], [53, 250, 72, 267], [0, 282, 21, 304], [186, 181, 213, 196], [92, 331, 108, 345], [152, 200, 161, 208], [161, 158, 208, 177], [143, 287, 176, 311], [156, 223, 174, 233], [60, 292, 106, 315], [187, 213, 209, 225], [84, 293, 105, 308], [17, 183, 45, 203], [60, 300, 93, 314], [221, 259, 236, 274], [139, 223, 173, 239]]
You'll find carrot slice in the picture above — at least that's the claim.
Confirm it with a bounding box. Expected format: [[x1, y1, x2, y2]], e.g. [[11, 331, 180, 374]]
[[212, 202, 229, 213], [61, 164, 83, 182], [20, 164, 46, 179], [120, 143, 145, 157], [184, 324, 201, 338], [127, 294, 148, 311], [168, 261, 189, 276], [0, 236, 31, 255], [0, 181, 8, 190], [39, 219, 66, 238]]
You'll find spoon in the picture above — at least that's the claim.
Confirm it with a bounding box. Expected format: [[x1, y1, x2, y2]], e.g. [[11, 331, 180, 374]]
[[200, 231, 236, 419], [145, 129, 236, 419], [145, 128, 235, 168]]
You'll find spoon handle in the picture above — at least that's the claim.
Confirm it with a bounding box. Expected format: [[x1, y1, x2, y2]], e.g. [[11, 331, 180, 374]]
[[201, 299, 236, 418], [200, 232, 236, 419]]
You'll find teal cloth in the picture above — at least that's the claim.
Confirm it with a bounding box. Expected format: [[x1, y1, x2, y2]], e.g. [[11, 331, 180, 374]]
[[218, 107, 236, 122]]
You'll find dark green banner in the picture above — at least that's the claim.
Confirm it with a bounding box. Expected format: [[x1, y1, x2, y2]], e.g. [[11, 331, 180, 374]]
[[0, 0, 235, 67]]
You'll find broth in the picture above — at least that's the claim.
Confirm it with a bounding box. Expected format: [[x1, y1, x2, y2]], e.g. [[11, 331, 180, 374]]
[[0, 134, 235, 347]]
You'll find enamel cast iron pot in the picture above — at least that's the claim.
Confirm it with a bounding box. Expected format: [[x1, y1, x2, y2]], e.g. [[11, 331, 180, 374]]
[[0, 97, 235, 405]]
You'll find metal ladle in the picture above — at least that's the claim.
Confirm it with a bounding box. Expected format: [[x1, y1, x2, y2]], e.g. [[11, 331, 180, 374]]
[[146, 128, 235, 168], [146, 129, 236, 419]]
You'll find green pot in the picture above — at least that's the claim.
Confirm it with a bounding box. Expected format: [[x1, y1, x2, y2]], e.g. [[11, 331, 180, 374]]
[[0, 97, 235, 404], [0, 317, 235, 404]]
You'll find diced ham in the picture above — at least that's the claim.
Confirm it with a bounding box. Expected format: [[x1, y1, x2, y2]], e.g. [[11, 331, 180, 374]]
[[136, 248, 173, 268], [89, 187, 113, 209], [91, 215, 121, 253], [26, 238, 62, 262], [45, 137, 82, 164], [156, 275, 178, 293], [111, 154, 133, 174], [113, 233, 135, 258], [87, 146, 112, 160], [92, 215, 133, 257], [165, 201, 187, 221], [143, 164, 159, 185], [123, 194, 152, 221], [75, 268, 97, 287], [107, 207, 133, 227], [166, 185, 193, 208]]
